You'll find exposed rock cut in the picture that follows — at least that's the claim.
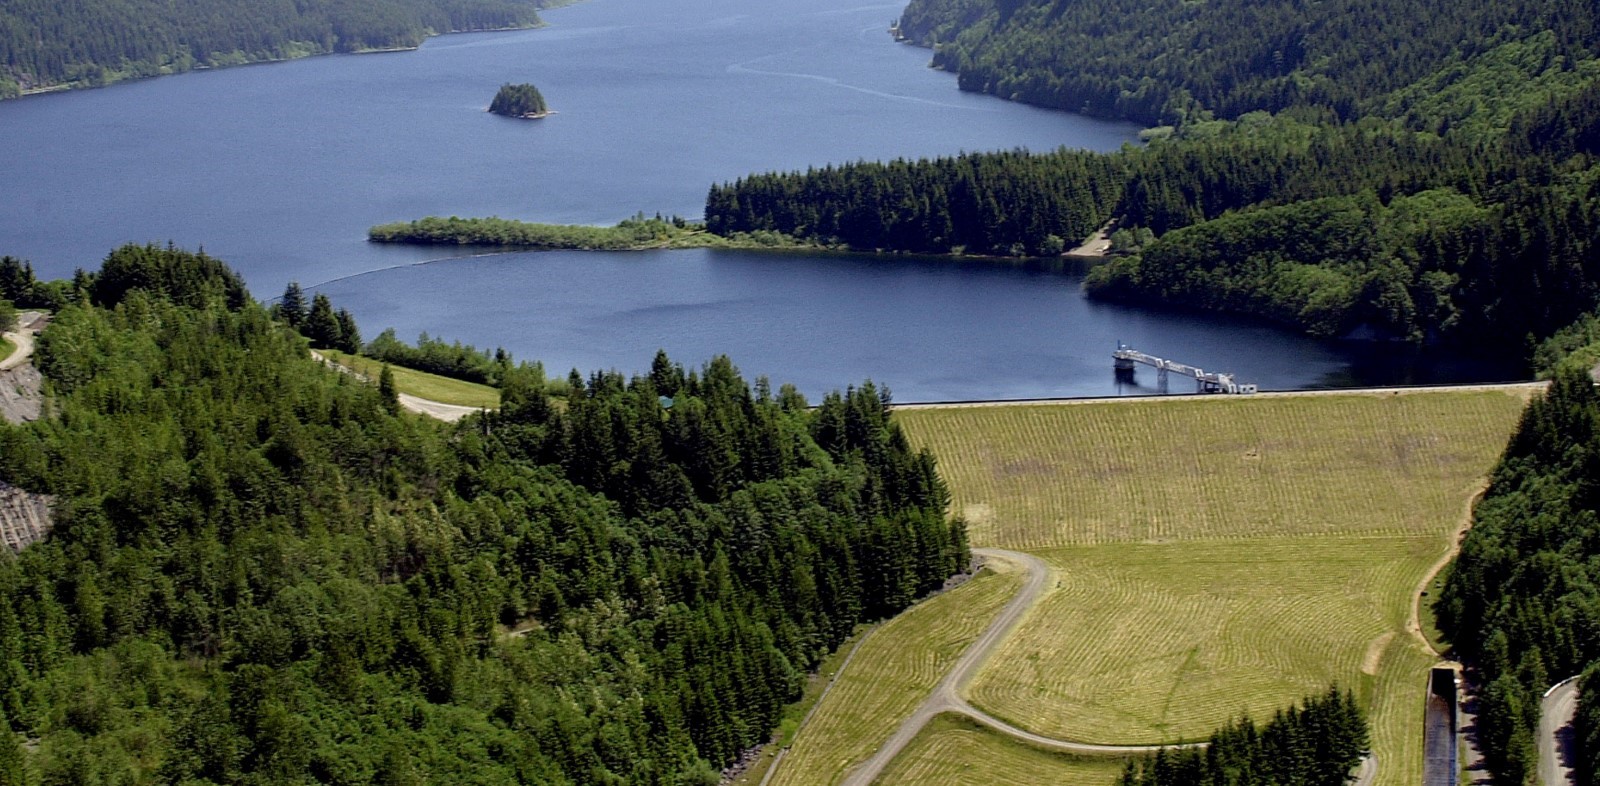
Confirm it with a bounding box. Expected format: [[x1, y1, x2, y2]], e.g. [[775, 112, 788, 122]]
[[0, 481, 52, 552]]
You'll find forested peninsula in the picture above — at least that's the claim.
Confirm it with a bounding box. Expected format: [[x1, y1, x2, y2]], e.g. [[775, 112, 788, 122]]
[[0, 0, 555, 98], [0, 243, 970, 784]]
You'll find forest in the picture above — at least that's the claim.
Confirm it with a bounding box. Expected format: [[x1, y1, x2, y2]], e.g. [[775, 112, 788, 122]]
[[1435, 366, 1600, 783], [1116, 688, 1367, 786], [0, 0, 549, 97], [895, 0, 1600, 127], [704, 7, 1600, 355], [489, 83, 548, 118], [0, 244, 970, 784]]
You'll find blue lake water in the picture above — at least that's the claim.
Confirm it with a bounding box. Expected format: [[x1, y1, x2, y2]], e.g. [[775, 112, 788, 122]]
[[0, 0, 1521, 400]]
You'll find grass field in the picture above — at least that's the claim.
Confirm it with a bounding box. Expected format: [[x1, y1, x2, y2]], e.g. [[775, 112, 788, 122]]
[[768, 563, 1023, 786], [900, 391, 1529, 548], [0, 336, 13, 361], [877, 713, 1131, 786], [321, 350, 500, 409], [891, 390, 1531, 786]]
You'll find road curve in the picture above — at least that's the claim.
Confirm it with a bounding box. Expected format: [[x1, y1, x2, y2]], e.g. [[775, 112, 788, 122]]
[[838, 548, 1195, 786], [0, 311, 44, 371], [832, 547, 1376, 786], [1542, 677, 1580, 786]]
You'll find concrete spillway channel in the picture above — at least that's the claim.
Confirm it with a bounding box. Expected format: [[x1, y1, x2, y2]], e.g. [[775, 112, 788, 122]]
[[1424, 666, 1460, 786]]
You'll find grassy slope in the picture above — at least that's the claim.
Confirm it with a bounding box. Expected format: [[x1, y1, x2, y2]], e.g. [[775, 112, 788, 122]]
[[0, 336, 13, 361], [768, 564, 1023, 786], [877, 713, 1130, 786], [321, 350, 500, 409], [894, 390, 1530, 786]]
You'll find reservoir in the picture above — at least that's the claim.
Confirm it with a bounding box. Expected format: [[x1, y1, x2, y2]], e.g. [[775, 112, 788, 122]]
[[0, 0, 1520, 400]]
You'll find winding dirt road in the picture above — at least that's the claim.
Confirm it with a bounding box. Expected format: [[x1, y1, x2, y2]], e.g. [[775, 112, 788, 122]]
[[0, 311, 44, 371], [1542, 677, 1580, 786], [838, 549, 1193, 785], [827, 547, 1375, 786]]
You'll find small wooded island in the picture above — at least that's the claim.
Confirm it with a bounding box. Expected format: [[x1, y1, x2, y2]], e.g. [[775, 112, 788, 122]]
[[488, 82, 550, 118]]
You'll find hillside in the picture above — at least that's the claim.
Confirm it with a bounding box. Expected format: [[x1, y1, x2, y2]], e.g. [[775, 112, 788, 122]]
[[0, 0, 550, 98], [0, 244, 968, 784], [896, 0, 1600, 126]]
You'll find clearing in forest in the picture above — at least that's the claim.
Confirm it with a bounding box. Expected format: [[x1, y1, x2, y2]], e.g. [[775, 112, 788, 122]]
[[321, 349, 501, 409], [879, 389, 1529, 786]]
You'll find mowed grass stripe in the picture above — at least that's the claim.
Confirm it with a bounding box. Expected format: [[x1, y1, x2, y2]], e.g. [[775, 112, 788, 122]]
[[895, 390, 1527, 786], [769, 564, 1024, 786], [875, 713, 1130, 786], [901, 391, 1528, 548], [965, 538, 1430, 744]]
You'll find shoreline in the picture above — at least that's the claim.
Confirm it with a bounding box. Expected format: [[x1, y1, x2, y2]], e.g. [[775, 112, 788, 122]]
[[4, 20, 549, 100]]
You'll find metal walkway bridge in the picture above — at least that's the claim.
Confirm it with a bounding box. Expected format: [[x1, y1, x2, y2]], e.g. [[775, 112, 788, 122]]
[[1113, 343, 1257, 394]]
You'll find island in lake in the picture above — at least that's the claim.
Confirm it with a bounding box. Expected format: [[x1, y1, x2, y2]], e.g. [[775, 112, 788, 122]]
[[489, 82, 551, 118]]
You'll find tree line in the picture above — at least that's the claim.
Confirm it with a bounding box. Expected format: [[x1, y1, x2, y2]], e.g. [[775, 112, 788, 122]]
[[705, 148, 1125, 257], [0, 243, 969, 784], [0, 0, 548, 97], [895, 0, 1600, 127], [1118, 687, 1368, 786], [1435, 367, 1600, 783]]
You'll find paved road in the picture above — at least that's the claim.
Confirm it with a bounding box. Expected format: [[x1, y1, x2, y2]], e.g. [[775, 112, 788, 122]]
[[828, 547, 1376, 786], [839, 548, 1201, 786], [1542, 677, 1580, 786], [894, 382, 1546, 411], [395, 391, 481, 422]]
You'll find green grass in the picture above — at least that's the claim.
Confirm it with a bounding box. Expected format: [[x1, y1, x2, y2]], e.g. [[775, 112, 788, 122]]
[[0, 336, 14, 361], [900, 390, 1530, 549], [729, 626, 873, 786], [876, 713, 1131, 786], [969, 538, 1435, 743], [768, 562, 1025, 786], [321, 350, 500, 409], [895, 389, 1531, 786]]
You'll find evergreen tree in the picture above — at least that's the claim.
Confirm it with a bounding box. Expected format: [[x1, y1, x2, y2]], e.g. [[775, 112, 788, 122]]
[[379, 364, 399, 415], [303, 292, 342, 349], [334, 308, 361, 354], [279, 281, 306, 329]]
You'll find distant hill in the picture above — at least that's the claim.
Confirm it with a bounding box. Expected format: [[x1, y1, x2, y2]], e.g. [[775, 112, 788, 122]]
[[0, 0, 552, 98], [897, 0, 1600, 125]]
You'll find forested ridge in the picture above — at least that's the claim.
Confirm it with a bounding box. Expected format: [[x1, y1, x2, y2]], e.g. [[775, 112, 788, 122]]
[[703, 0, 1600, 356], [896, 0, 1600, 126], [0, 244, 969, 784], [1436, 368, 1600, 784], [0, 0, 550, 98]]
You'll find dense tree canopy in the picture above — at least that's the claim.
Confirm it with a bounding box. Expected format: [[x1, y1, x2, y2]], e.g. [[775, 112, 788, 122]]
[[1118, 688, 1368, 786], [489, 82, 548, 118], [896, 0, 1600, 126], [1436, 367, 1600, 783], [0, 245, 969, 784], [0, 0, 548, 97]]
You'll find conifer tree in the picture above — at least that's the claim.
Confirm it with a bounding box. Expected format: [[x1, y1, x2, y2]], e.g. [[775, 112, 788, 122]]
[[279, 282, 306, 329], [379, 364, 399, 415], [303, 292, 342, 349]]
